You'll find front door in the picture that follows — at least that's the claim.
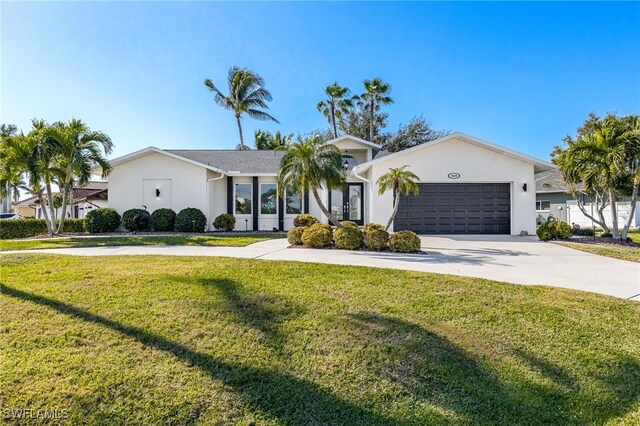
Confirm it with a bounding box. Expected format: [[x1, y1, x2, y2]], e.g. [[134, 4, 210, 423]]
[[329, 183, 364, 225]]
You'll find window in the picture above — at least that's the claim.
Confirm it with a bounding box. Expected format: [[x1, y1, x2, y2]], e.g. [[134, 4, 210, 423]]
[[235, 183, 252, 215], [536, 200, 551, 211], [260, 183, 277, 215], [285, 188, 302, 215]]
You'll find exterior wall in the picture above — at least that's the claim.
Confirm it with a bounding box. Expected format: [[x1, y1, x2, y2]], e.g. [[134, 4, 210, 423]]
[[367, 136, 537, 235], [109, 152, 208, 218], [13, 205, 35, 217], [535, 192, 570, 223]]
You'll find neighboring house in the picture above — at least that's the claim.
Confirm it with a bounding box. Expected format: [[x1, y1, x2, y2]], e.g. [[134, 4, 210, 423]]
[[12, 182, 108, 219], [535, 169, 639, 228], [106, 133, 551, 235]]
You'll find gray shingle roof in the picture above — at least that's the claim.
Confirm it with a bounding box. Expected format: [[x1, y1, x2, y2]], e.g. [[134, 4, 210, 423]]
[[535, 169, 572, 193], [165, 149, 286, 174]]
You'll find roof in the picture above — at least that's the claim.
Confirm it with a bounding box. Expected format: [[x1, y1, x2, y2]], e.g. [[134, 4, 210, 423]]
[[326, 135, 382, 149], [12, 182, 109, 207], [166, 149, 285, 175], [534, 169, 583, 193], [355, 132, 554, 174]]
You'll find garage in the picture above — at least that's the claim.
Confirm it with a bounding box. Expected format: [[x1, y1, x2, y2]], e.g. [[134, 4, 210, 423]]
[[393, 183, 511, 234]]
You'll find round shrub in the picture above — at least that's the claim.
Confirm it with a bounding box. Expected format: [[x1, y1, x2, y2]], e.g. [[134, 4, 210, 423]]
[[537, 221, 572, 241], [151, 208, 176, 232], [301, 223, 333, 248], [365, 228, 389, 251], [122, 208, 152, 232], [84, 208, 121, 233], [364, 223, 385, 234], [175, 207, 207, 233], [389, 230, 421, 253], [213, 213, 236, 232], [334, 225, 364, 250], [287, 226, 308, 245], [339, 220, 359, 228], [294, 214, 319, 227]]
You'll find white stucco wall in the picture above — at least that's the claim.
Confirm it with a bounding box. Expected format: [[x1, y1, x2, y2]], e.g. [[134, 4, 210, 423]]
[[367, 136, 537, 235], [108, 152, 208, 217]]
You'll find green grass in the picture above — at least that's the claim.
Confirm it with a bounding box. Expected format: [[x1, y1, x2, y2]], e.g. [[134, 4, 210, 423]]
[[0, 233, 284, 251], [1, 255, 639, 425], [627, 229, 640, 244], [557, 242, 640, 263]]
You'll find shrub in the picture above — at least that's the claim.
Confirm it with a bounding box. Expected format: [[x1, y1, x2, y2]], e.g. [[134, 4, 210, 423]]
[[85, 208, 121, 233], [364, 225, 389, 251], [301, 223, 333, 248], [537, 221, 572, 241], [175, 207, 207, 233], [213, 213, 236, 232], [600, 232, 612, 238], [339, 220, 359, 228], [334, 225, 364, 250], [573, 228, 595, 237], [287, 226, 308, 245], [389, 230, 421, 253], [0, 218, 88, 239], [151, 208, 176, 232], [122, 208, 152, 232], [294, 214, 319, 227]]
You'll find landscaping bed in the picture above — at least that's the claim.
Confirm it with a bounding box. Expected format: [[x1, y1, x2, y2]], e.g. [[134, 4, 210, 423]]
[[2, 254, 639, 425], [555, 236, 640, 263]]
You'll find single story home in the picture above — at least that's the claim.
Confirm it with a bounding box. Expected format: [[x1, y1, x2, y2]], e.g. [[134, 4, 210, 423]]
[[12, 182, 108, 219], [535, 169, 639, 228], [106, 133, 552, 235]]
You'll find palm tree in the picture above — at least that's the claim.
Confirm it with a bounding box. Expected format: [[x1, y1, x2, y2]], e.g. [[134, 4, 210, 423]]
[[0, 124, 18, 211], [254, 130, 293, 150], [278, 134, 345, 227], [205, 66, 279, 150], [376, 165, 420, 231], [317, 83, 356, 139], [46, 119, 113, 233], [358, 78, 393, 143]]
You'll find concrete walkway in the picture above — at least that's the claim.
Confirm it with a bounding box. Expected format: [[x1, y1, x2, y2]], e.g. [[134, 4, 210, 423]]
[[2, 235, 638, 300]]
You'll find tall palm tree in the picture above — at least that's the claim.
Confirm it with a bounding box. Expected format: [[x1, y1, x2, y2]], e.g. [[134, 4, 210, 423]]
[[0, 124, 18, 212], [317, 83, 356, 139], [376, 165, 420, 231], [46, 119, 113, 233], [205, 66, 279, 150], [278, 134, 345, 227], [358, 78, 393, 143]]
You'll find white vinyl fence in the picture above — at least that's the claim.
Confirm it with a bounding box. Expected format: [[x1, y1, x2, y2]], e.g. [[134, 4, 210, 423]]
[[566, 200, 640, 229]]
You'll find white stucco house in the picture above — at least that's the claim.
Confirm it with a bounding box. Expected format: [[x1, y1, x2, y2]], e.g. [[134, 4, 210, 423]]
[[105, 133, 553, 235]]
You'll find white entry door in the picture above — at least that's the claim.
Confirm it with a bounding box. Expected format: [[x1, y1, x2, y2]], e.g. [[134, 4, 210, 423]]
[[143, 179, 172, 211]]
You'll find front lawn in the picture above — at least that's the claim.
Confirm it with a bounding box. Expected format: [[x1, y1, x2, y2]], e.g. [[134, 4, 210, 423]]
[[0, 233, 284, 251], [557, 241, 640, 263], [1, 255, 639, 425]]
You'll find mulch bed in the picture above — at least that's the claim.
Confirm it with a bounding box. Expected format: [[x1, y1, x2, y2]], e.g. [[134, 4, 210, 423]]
[[563, 236, 640, 250]]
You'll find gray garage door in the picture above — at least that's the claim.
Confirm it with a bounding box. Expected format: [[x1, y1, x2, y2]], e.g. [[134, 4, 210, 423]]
[[394, 183, 511, 234]]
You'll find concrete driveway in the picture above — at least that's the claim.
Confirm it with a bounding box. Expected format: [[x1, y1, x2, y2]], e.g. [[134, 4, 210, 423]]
[[2, 235, 638, 300]]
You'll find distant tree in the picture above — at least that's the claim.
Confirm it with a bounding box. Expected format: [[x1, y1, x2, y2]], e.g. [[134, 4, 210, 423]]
[[383, 116, 451, 153], [317, 83, 356, 139], [338, 108, 389, 145], [358, 78, 393, 143], [278, 134, 345, 227], [376, 166, 420, 231], [0, 124, 19, 211], [204, 66, 279, 150], [254, 130, 293, 150]]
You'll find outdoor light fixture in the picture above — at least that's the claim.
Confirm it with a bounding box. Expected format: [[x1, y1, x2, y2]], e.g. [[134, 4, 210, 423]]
[[522, 183, 527, 192], [156, 189, 160, 197]]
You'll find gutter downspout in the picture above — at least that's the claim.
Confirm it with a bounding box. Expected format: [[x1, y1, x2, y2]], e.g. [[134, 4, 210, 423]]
[[206, 173, 226, 231], [352, 165, 372, 225]]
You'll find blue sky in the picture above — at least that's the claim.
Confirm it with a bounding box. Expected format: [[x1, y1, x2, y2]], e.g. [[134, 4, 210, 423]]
[[2, 1, 639, 160]]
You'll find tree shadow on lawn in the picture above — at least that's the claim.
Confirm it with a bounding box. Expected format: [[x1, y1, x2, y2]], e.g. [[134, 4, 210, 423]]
[[3, 284, 639, 425], [0, 283, 395, 425], [342, 312, 640, 425]]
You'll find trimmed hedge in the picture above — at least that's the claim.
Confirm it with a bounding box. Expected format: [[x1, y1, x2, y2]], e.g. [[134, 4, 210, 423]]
[[537, 221, 572, 241], [364, 223, 389, 251], [213, 213, 236, 232], [85, 208, 121, 233], [294, 214, 319, 227], [334, 225, 364, 250], [122, 208, 152, 232], [287, 226, 308, 245], [301, 223, 333, 248], [151, 208, 176, 232], [175, 207, 207, 233], [389, 230, 421, 253], [0, 218, 88, 239]]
